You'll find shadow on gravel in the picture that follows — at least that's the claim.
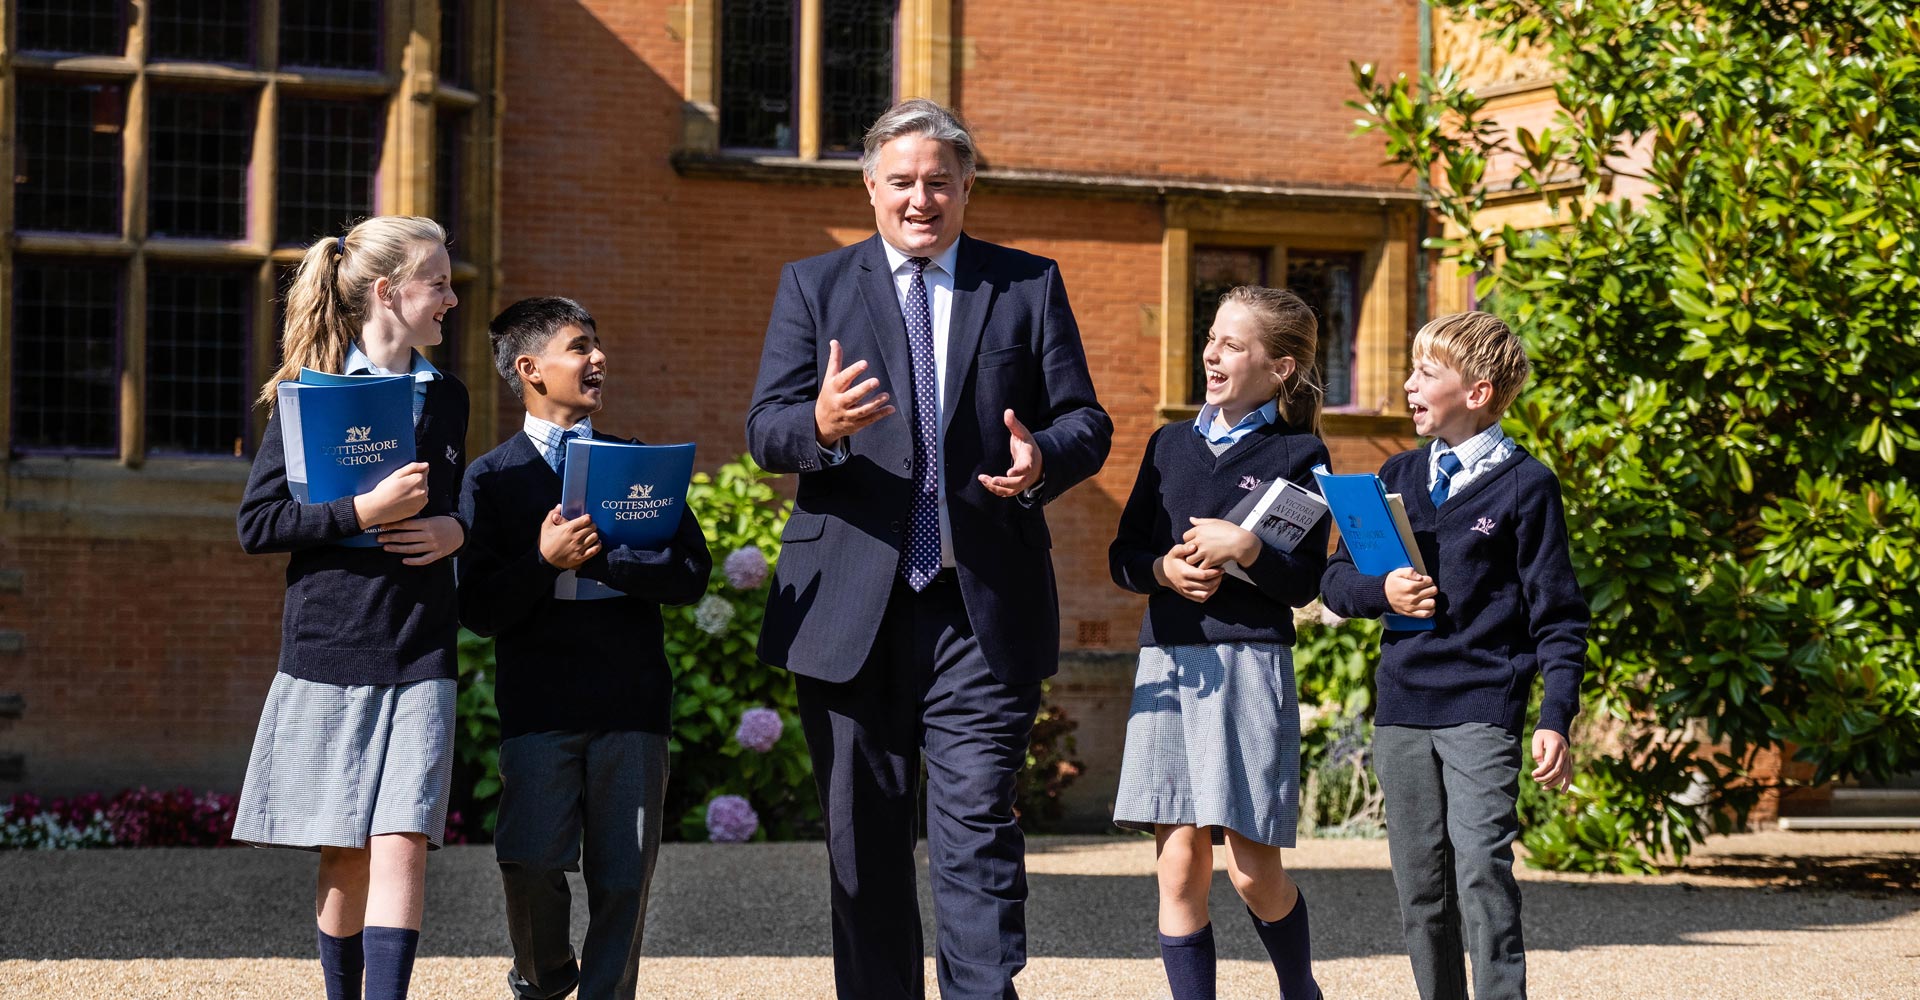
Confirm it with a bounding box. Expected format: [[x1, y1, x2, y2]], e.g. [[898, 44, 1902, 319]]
[[2, 844, 1915, 962]]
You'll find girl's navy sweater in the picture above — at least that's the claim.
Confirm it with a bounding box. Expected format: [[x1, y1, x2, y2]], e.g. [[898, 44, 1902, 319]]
[[237, 377, 470, 687], [1320, 444, 1588, 736], [456, 431, 711, 738], [1109, 420, 1332, 648]]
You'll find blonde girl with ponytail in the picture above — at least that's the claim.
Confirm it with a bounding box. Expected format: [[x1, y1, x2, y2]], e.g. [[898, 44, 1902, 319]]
[[234, 216, 468, 1000], [1109, 286, 1330, 1000]]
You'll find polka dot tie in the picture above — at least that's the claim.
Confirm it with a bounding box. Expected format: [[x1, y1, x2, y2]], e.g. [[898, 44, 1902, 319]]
[[901, 256, 940, 591], [1431, 450, 1464, 506]]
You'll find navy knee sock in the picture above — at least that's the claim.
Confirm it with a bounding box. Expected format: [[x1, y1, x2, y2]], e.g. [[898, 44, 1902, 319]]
[[362, 925, 420, 1000], [1157, 924, 1217, 1000], [317, 928, 364, 1000], [1249, 891, 1320, 1000]]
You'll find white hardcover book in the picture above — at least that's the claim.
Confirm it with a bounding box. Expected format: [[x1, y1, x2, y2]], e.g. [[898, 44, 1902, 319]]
[[1222, 476, 1330, 583]]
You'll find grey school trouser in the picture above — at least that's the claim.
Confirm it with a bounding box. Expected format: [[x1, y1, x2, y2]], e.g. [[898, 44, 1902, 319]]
[[1372, 722, 1527, 1000], [494, 729, 670, 1000]]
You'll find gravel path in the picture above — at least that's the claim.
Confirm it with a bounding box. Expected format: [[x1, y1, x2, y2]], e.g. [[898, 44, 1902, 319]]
[[3, 831, 1915, 998]]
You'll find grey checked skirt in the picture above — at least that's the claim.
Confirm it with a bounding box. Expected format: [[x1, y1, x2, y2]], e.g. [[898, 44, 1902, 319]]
[[233, 673, 457, 851], [1113, 642, 1302, 847]]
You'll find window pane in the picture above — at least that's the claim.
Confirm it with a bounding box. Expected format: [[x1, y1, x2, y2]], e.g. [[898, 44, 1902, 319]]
[[719, 0, 796, 151], [820, 0, 895, 155], [435, 111, 467, 234], [277, 98, 384, 247], [1189, 247, 1269, 404], [280, 1, 382, 71], [439, 0, 471, 88], [17, 0, 127, 57], [1286, 252, 1362, 408], [146, 268, 251, 456], [436, 280, 470, 378], [14, 80, 124, 235], [149, 88, 254, 240], [11, 259, 121, 454], [152, 1, 256, 65]]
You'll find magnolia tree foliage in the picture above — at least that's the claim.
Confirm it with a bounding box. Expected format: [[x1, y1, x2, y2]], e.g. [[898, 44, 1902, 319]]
[[1354, 1, 1920, 864]]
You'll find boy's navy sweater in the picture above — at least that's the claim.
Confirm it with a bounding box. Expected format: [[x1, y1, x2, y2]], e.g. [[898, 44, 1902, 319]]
[[1320, 444, 1588, 736], [1110, 419, 1332, 647], [457, 430, 711, 738], [237, 377, 470, 686]]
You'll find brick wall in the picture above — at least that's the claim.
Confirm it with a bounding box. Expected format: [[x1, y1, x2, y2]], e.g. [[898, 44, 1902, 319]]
[[0, 536, 283, 796]]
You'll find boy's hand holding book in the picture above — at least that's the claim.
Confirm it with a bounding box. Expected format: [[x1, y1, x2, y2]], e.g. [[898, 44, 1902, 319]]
[[539, 505, 602, 570], [354, 461, 431, 529], [1384, 567, 1436, 619], [1155, 541, 1222, 603]]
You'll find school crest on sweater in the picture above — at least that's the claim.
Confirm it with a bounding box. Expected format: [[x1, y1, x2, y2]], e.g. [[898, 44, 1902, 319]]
[[1472, 517, 1497, 535]]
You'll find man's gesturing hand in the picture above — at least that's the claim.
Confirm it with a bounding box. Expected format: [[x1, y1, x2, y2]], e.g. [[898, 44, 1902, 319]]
[[814, 338, 895, 448], [978, 409, 1045, 497]]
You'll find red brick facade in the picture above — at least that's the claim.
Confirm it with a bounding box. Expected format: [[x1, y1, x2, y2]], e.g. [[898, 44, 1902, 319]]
[[1, 1, 1424, 798]]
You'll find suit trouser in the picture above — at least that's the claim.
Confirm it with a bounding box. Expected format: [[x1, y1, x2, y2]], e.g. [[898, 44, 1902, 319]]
[[494, 729, 670, 1000], [1372, 723, 1528, 1000], [796, 571, 1044, 1000]]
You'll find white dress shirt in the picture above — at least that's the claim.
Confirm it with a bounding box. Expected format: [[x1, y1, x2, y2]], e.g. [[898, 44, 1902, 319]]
[[1429, 422, 1515, 496], [880, 239, 960, 569], [524, 413, 594, 473]]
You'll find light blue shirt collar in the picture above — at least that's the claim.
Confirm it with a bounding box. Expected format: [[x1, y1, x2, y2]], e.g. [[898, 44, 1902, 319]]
[[524, 413, 593, 470], [1194, 398, 1279, 446], [344, 344, 442, 383], [880, 238, 960, 279]]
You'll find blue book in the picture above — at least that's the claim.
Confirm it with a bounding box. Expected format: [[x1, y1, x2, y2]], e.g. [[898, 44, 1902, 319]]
[[1312, 464, 1435, 632], [555, 438, 697, 600], [276, 373, 416, 548]]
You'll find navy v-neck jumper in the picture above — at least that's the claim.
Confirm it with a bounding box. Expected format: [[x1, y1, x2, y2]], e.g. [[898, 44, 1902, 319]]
[[1321, 444, 1588, 736], [1110, 420, 1332, 648]]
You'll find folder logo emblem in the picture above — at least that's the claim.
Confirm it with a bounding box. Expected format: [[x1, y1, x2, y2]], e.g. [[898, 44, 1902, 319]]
[[344, 425, 373, 444], [1238, 475, 1263, 491], [1346, 515, 1363, 530], [628, 483, 654, 500], [1472, 517, 1497, 536]]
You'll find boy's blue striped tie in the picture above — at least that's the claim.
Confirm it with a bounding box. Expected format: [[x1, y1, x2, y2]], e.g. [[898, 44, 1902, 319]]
[[554, 429, 579, 477], [1430, 451, 1464, 506]]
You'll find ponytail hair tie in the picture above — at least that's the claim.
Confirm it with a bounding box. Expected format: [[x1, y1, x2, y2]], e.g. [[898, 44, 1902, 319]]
[[334, 235, 347, 256]]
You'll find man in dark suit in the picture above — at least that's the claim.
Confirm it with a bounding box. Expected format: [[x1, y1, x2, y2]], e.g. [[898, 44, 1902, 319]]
[[746, 99, 1111, 999]]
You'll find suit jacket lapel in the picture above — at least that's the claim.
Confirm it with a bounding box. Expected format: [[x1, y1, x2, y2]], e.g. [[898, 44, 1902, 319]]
[[853, 235, 914, 420], [942, 233, 993, 432]]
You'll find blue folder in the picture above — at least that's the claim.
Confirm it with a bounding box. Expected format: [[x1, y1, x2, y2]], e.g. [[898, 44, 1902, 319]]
[[276, 373, 416, 548], [556, 438, 697, 600], [1312, 464, 1436, 632]]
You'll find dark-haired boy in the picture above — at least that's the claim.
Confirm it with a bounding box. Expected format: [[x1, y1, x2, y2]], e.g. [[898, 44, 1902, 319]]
[[458, 296, 711, 1000], [1321, 311, 1588, 1000]]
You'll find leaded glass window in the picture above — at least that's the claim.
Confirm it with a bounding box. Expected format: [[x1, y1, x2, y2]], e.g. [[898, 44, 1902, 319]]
[[146, 269, 252, 456], [1287, 252, 1362, 408], [16, 0, 128, 57], [151, 1, 256, 66], [719, 0, 797, 151], [10, 260, 121, 454], [14, 81, 124, 235], [280, 1, 382, 71], [821, 0, 895, 155], [440, 0, 472, 89], [277, 98, 383, 246], [149, 89, 255, 240], [1189, 247, 1270, 403], [436, 111, 467, 232]]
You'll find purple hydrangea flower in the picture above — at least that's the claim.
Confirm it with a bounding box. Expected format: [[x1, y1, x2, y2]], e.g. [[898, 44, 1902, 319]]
[[734, 707, 784, 753], [724, 545, 770, 590], [705, 794, 759, 843]]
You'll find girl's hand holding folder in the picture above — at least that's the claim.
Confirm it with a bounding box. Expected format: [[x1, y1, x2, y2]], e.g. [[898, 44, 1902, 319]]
[[354, 461, 430, 529]]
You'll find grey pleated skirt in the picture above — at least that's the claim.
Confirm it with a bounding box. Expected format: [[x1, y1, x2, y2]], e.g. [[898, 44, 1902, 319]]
[[1113, 642, 1302, 847], [233, 673, 457, 851]]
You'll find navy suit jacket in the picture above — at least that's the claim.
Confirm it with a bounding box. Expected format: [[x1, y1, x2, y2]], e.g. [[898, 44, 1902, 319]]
[[747, 233, 1112, 685]]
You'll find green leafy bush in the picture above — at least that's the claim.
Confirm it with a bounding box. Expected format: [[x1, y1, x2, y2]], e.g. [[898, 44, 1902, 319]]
[[1293, 603, 1385, 836], [1353, 0, 1920, 869]]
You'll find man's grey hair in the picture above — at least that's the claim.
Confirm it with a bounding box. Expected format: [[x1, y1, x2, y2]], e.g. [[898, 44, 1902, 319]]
[[860, 99, 977, 178]]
